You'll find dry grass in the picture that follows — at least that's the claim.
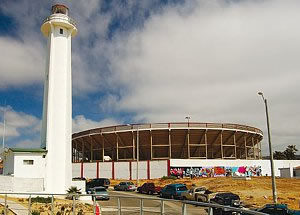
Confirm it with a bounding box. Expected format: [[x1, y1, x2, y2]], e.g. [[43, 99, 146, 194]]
[[0, 205, 15, 215], [0, 197, 93, 215]]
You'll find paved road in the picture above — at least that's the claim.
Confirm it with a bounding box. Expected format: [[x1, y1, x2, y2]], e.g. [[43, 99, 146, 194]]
[[97, 190, 208, 215], [0, 198, 28, 215]]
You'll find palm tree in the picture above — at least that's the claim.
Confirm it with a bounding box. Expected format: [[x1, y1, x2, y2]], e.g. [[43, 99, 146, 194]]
[[66, 186, 81, 200]]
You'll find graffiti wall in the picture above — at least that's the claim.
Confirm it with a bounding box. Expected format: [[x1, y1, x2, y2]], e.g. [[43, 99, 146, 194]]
[[170, 166, 262, 178]]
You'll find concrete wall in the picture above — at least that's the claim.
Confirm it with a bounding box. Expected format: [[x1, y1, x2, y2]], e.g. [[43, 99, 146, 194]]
[[3, 151, 14, 175], [14, 153, 46, 178], [151, 160, 168, 178], [71, 180, 86, 193], [72, 163, 81, 178], [72, 160, 168, 180], [170, 159, 300, 177], [72, 159, 300, 179], [0, 176, 44, 192], [83, 163, 97, 179], [99, 162, 112, 178], [115, 162, 130, 179]]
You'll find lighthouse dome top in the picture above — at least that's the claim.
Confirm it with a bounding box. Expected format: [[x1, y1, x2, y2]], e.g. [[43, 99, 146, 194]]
[[41, 4, 77, 37], [51, 4, 69, 16]]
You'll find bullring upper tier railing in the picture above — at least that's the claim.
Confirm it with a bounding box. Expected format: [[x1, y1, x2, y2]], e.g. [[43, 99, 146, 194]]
[[72, 122, 263, 139]]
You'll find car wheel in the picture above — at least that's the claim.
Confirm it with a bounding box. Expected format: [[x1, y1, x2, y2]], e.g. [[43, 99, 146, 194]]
[[160, 193, 163, 198], [183, 196, 187, 200], [170, 195, 174, 199], [148, 190, 152, 195]]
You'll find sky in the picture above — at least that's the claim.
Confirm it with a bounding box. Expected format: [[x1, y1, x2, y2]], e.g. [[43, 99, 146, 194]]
[[0, 0, 299, 155]]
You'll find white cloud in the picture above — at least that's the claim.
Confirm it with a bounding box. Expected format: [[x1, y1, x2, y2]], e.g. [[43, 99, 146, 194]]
[[0, 106, 40, 138], [72, 115, 122, 133], [104, 0, 300, 152], [0, 37, 44, 88], [14, 139, 40, 149]]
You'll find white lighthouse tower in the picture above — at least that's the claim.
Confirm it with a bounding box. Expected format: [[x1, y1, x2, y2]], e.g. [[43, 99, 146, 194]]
[[41, 5, 77, 193]]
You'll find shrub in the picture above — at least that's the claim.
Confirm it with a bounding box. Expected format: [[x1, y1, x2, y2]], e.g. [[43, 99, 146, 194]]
[[30, 196, 52, 204], [161, 175, 177, 180], [31, 211, 40, 215]]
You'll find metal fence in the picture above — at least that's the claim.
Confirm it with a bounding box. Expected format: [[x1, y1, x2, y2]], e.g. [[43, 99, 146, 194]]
[[0, 193, 268, 215]]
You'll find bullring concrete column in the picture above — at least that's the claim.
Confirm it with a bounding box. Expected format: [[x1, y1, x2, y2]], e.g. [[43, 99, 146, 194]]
[[41, 5, 77, 193]]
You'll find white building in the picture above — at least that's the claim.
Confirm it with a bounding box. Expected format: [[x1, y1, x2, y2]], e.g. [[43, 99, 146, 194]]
[[279, 166, 300, 178], [0, 148, 46, 192]]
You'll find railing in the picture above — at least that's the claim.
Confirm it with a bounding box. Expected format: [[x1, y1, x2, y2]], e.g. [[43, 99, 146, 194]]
[[0, 193, 268, 215], [72, 122, 263, 140], [43, 13, 77, 27]]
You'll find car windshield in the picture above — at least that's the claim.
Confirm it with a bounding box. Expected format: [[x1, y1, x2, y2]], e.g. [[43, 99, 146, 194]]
[[177, 186, 187, 191], [95, 188, 106, 192], [128, 182, 134, 185]]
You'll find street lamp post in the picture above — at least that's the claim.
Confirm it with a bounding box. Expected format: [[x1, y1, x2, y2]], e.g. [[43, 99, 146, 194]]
[[258, 91, 277, 203], [128, 124, 140, 187]]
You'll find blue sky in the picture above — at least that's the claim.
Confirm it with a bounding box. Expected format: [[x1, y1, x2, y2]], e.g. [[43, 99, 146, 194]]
[[0, 0, 299, 155]]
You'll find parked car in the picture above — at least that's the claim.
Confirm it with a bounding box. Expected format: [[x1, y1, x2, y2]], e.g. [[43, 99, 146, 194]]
[[90, 186, 109, 200], [86, 178, 110, 190], [160, 184, 188, 199], [210, 192, 241, 215], [242, 204, 300, 215], [198, 189, 217, 202], [114, 182, 136, 191], [181, 186, 216, 202], [181, 186, 206, 201], [137, 183, 162, 195]]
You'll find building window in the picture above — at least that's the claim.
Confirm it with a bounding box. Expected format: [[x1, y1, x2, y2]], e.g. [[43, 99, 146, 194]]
[[60, 28, 63, 34], [23, 160, 34, 165]]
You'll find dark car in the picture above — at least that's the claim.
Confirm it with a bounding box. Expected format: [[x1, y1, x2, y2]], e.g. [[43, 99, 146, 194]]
[[210, 192, 241, 215], [159, 184, 188, 199], [242, 204, 300, 215], [137, 183, 162, 195], [90, 186, 109, 200], [86, 178, 110, 191], [114, 182, 136, 191]]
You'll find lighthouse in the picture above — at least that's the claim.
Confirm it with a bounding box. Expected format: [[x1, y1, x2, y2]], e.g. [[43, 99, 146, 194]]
[[41, 5, 77, 193]]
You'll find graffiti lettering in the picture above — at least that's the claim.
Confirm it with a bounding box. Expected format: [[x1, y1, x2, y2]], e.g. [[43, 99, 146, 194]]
[[170, 166, 262, 178]]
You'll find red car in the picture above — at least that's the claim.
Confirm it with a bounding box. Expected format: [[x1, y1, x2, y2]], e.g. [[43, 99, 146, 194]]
[[137, 183, 162, 195]]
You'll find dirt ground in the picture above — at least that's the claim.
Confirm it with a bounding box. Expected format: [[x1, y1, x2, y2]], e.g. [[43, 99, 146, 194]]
[[1, 177, 299, 214], [111, 176, 300, 210]]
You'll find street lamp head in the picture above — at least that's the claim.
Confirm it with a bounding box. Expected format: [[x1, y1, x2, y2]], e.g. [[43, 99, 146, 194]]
[[258, 91, 266, 101], [185, 116, 190, 120]]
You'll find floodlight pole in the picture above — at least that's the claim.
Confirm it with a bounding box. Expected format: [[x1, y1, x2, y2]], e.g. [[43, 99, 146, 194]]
[[258, 92, 277, 203], [185, 116, 190, 125]]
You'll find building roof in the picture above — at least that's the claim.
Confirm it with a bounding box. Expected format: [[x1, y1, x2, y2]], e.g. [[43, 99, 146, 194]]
[[9, 148, 47, 153]]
